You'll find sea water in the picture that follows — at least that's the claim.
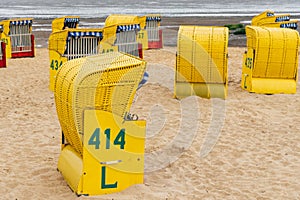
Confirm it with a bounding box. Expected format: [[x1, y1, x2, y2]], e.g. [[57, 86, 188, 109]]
[[0, 0, 300, 19]]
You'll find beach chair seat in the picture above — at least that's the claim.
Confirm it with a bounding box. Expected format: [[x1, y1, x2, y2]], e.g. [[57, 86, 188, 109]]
[[54, 52, 146, 196], [175, 26, 229, 99], [241, 26, 299, 94]]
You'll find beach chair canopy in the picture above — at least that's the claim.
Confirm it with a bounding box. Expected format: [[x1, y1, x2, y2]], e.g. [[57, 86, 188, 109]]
[[49, 28, 103, 59], [52, 16, 80, 32], [54, 52, 146, 155]]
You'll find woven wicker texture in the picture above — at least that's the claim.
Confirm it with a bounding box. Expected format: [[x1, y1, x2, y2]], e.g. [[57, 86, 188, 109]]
[[54, 52, 146, 155], [105, 14, 140, 27], [246, 26, 299, 79], [177, 26, 228, 84]]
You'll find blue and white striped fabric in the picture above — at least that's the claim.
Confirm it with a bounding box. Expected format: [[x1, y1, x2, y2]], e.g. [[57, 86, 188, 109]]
[[67, 31, 103, 39], [280, 22, 298, 29], [64, 18, 80, 23], [137, 71, 149, 90], [275, 16, 290, 22], [146, 16, 161, 22], [10, 20, 32, 25], [116, 24, 140, 33]]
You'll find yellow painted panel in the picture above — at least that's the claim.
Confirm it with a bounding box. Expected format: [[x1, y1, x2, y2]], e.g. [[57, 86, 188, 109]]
[[174, 82, 227, 99], [137, 29, 148, 50], [251, 78, 297, 94], [241, 51, 254, 90], [80, 109, 145, 195], [57, 145, 83, 193], [57, 110, 146, 196]]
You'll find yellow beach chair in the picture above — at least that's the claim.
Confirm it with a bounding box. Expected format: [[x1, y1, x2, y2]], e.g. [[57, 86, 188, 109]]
[[0, 18, 35, 58], [54, 52, 146, 196], [51, 16, 80, 32], [48, 28, 103, 91], [252, 10, 298, 30], [252, 10, 275, 25], [0, 24, 7, 67], [254, 14, 290, 26], [138, 14, 163, 49], [101, 14, 143, 58], [175, 26, 229, 99], [241, 26, 299, 94]]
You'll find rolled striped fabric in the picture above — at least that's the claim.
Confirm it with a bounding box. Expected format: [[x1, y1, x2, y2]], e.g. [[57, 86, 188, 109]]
[[137, 71, 149, 90]]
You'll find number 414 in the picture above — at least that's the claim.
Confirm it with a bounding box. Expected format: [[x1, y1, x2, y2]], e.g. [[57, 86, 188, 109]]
[[88, 128, 126, 150]]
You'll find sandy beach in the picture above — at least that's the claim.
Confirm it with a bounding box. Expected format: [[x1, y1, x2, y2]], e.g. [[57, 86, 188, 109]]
[[1, 16, 300, 200]]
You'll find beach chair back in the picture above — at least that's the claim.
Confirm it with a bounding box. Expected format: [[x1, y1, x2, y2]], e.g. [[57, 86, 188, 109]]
[[0, 18, 35, 58], [54, 52, 146, 195], [102, 14, 142, 58], [241, 26, 299, 94], [175, 26, 228, 99], [48, 28, 103, 91], [52, 16, 80, 32]]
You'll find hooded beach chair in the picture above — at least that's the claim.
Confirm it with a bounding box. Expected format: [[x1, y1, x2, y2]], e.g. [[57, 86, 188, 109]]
[[54, 52, 146, 196], [241, 26, 299, 94], [138, 14, 163, 49], [48, 28, 103, 91], [252, 10, 298, 30], [175, 26, 229, 99], [101, 14, 143, 58], [0, 18, 35, 58]]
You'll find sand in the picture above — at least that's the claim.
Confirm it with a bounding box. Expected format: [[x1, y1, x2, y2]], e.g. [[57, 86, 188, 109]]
[[1, 32, 300, 199]]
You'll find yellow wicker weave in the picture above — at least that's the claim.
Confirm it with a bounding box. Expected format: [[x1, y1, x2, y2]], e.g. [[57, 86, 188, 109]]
[[175, 26, 228, 99], [241, 26, 299, 93], [54, 52, 146, 155]]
